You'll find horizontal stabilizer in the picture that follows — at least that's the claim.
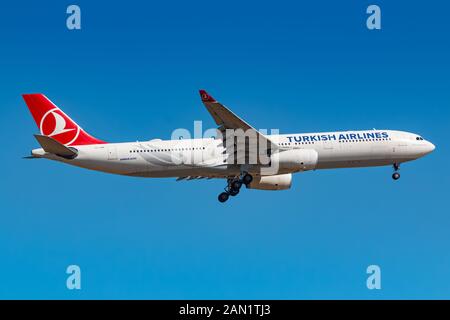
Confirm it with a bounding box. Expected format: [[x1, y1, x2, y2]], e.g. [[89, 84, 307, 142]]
[[34, 134, 78, 159]]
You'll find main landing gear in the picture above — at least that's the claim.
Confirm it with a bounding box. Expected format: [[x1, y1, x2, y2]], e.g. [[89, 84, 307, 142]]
[[392, 163, 400, 180], [218, 173, 253, 203]]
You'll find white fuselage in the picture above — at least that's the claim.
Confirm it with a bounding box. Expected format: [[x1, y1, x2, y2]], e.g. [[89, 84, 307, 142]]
[[32, 129, 435, 179]]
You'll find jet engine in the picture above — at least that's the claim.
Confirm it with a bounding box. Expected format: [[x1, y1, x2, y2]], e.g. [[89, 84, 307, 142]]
[[247, 173, 292, 190]]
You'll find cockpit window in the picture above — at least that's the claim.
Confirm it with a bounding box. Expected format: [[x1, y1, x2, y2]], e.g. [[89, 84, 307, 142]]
[[416, 136, 424, 141]]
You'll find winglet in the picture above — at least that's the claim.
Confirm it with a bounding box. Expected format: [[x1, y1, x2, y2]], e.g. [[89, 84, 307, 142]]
[[199, 90, 217, 103]]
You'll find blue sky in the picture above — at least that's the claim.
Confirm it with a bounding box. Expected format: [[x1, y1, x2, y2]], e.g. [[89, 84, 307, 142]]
[[0, 0, 449, 299]]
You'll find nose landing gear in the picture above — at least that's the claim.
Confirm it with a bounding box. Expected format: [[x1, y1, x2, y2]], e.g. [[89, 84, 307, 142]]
[[217, 173, 253, 203], [392, 172, 400, 180], [392, 163, 400, 180]]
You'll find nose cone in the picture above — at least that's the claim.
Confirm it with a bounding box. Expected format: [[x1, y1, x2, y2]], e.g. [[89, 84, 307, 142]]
[[425, 141, 435, 154]]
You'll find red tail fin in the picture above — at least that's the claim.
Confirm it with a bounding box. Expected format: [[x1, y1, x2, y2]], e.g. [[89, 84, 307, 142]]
[[22, 94, 106, 146]]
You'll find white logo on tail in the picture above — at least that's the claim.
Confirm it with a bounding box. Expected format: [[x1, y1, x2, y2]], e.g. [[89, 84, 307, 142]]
[[46, 111, 75, 136], [40, 108, 80, 145]]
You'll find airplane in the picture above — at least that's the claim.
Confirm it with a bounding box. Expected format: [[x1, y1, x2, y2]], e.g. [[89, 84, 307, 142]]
[[23, 90, 435, 203]]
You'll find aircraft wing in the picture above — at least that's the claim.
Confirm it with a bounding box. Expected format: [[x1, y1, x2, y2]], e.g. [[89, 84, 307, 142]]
[[199, 90, 278, 164]]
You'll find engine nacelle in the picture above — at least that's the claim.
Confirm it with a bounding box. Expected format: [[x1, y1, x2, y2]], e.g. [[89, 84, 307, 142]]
[[271, 149, 318, 172], [247, 174, 292, 190]]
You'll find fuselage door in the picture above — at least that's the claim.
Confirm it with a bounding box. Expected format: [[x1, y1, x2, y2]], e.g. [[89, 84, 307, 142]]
[[392, 140, 408, 158], [323, 140, 334, 150], [107, 146, 118, 160]]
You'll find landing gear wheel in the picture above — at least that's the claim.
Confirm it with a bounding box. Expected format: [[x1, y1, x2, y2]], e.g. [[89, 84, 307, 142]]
[[392, 172, 400, 180], [229, 188, 239, 196], [231, 180, 242, 190], [242, 174, 253, 186], [218, 192, 229, 203]]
